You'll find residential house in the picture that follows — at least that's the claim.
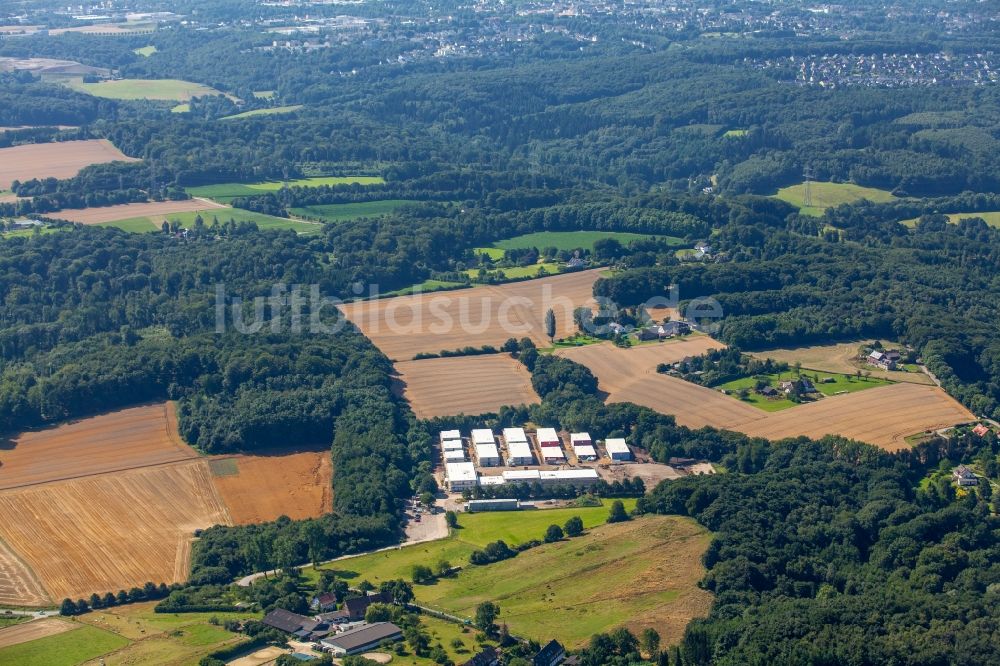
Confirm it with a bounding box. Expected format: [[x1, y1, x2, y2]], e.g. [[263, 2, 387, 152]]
[[953, 465, 978, 487], [533, 639, 566, 666], [344, 590, 393, 620], [972, 424, 990, 437], [311, 592, 338, 612], [759, 386, 779, 397], [661, 320, 691, 336], [464, 647, 501, 666], [867, 349, 901, 370]]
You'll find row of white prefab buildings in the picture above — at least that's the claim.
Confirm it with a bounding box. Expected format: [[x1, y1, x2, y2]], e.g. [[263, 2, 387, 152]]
[[440, 427, 632, 492]]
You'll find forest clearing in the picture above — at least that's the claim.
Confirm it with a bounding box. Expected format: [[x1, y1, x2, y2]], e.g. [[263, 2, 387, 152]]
[[209, 451, 333, 525]]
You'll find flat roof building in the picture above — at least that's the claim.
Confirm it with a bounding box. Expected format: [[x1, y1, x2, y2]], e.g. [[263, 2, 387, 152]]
[[440, 429, 461, 442], [540, 446, 565, 462], [479, 474, 505, 486], [503, 427, 528, 443], [466, 498, 520, 512], [444, 449, 466, 461], [503, 469, 541, 483], [570, 432, 592, 446], [475, 442, 501, 467], [605, 438, 632, 461], [540, 469, 599, 485], [471, 429, 495, 446], [573, 444, 597, 461], [506, 440, 534, 466], [321, 622, 403, 656], [536, 427, 560, 447], [446, 462, 478, 491], [442, 439, 464, 451]]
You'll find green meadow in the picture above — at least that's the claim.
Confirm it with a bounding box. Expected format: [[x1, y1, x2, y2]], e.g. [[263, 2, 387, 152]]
[[289, 199, 416, 223], [188, 177, 386, 203], [0, 623, 128, 666], [133, 46, 157, 57], [490, 230, 683, 253], [716, 370, 894, 412], [65, 78, 224, 101], [774, 181, 898, 217], [220, 105, 304, 120], [98, 209, 320, 234]]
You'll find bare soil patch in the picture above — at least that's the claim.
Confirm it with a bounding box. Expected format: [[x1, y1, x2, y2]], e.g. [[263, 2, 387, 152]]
[[0, 139, 137, 189], [52, 198, 227, 225], [340, 269, 603, 360], [0, 537, 50, 607], [211, 451, 333, 525], [0, 460, 232, 600], [394, 354, 540, 418], [0, 402, 197, 490], [0, 618, 75, 648]]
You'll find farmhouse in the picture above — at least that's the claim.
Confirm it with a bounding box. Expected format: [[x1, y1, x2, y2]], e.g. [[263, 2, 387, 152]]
[[343, 590, 394, 620], [476, 442, 501, 467], [464, 647, 500, 666], [320, 622, 403, 656], [973, 424, 990, 437], [662, 320, 692, 336], [466, 498, 520, 512], [262, 608, 330, 640], [506, 439, 534, 466], [536, 428, 561, 448], [605, 438, 632, 461], [953, 465, 978, 487], [533, 639, 567, 666], [867, 349, 901, 370], [446, 462, 478, 491]]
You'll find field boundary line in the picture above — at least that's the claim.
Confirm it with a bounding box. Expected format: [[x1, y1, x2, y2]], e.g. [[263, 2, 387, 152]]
[[0, 456, 201, 492]]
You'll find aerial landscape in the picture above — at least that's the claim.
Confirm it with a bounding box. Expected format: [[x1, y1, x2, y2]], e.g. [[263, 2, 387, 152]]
[[1, 0, 1000, 664]]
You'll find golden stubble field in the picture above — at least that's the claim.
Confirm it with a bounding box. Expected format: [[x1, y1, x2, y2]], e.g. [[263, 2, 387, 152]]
[[51, 198, 227, 225], [339, 269, 604, 360], [561, 340, 974, 449], [0, 139, 137, 189], [393, 353, 540, 418], [210, 451, 333, 525]]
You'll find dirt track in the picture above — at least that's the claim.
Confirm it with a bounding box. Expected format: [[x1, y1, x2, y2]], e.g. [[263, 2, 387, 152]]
[[211, 451, 333, 525], [0, 403, 198, 490], [340, 269, 603, 360], [0, 140, 137, 189], [52, 198, 227, 225], [0, 460, 232, 601], [394, 354, 540, 418]]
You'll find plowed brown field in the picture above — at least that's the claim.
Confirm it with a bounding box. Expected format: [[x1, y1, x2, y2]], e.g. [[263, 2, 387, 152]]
[[0, 139, 137, 189], [564, 342, 974, 449], [340, 269, 603, 360], [0, 460, 232, 600], [0, 618, 75, 648], [0, 538, 50, 607], [210, 451, 333, 525], [0, 403, 197, 490], [394, 354, 540, 418], [52, 198, 226, 225]]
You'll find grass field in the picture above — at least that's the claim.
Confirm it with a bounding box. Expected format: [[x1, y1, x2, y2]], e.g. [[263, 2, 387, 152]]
[[488, 231, 683, 253], [381, 278, 468, 297], [748, 341, 933, 385], [289, 199, 415, 222], [99, 209, 320, 233], [65, 78, 224, 101], [902, 211, 1000, 228], [716, 371, 893, 412], [774, 181, 898, 216], [0, 623, 128, 666], [189, 177, 386, 203], [466, 262, 562, 280], [170, 103, 189, 113], [133, 46, 156, 57], [220, 105, 303, 120], [723, 128, 748, 137], [315, 504, 710, 648]]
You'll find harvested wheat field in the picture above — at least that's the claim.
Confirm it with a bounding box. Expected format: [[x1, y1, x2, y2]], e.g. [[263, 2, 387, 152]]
[[0, 460, 231, 600], [0, 538, 50, 607], [0, 139, 137, 189], [748, 340, 933, 385], [210, 451, 333, 525], [394, 354, 540, 418], [0, 403, 196, 490], [340, 269, 603, 360], [51, 198, 227, 225], [739, 383, 974, 451], [0, 618, 76, 648], [556, 336, 726, 371], [562, 342, 973, 449]]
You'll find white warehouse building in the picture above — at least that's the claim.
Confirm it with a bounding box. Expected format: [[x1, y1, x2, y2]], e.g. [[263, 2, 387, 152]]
[[605, 438, 632, 461], [571, 433, 596, 461], [471, 429, 496, 446], [476, 442, 501, 467], [503, 427, 528, 444], [445, 462, 478, 491], [506, 439, 534, 466], [439, 429, 461, 442]]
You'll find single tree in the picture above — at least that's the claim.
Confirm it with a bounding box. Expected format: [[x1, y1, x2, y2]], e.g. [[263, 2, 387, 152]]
[[445, 510, 458, 529], [607, 499, 630, 523], [544, 524, 564, 543], [60, 598, 76, 616], [545, 308, 556, 342], [475, 601, 501, 635], [641, 627, 661, 659], [564, 515, 584, 537]]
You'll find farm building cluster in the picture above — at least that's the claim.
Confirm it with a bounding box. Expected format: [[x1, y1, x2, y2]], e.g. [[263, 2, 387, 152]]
[[440, 428, 632, 492], [261, 591, 404, 656]]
